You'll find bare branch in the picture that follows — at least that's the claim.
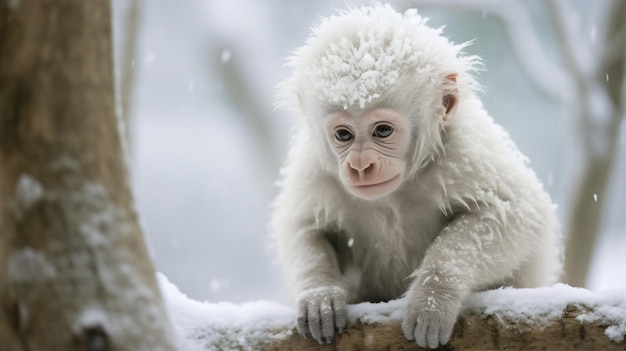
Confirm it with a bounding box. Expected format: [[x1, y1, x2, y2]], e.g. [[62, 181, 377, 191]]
[[601, 20, 626, 74], [410, 0, 572, 101], [545, 0, 594, 78], [210, 43, 281, 190], [562, 0, 626, 287], [183, 301, 626, 350]]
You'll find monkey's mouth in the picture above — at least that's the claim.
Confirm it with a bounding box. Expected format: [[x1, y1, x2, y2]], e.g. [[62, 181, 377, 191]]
[[352, 175, 400, 188], [347, 174, 401, 199]]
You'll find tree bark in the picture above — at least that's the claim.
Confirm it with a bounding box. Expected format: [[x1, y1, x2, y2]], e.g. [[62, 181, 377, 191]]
[[119, 0, 143, 151], [0, 1, 178, 350], [255, 306, 625, 350]]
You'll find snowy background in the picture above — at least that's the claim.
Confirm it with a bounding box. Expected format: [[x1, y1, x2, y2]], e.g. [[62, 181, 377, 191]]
[[110, 0, 626, 304]]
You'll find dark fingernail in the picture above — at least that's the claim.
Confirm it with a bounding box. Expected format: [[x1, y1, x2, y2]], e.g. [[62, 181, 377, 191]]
[[325, 337, 332, 344], [338, 327, 344, 334]]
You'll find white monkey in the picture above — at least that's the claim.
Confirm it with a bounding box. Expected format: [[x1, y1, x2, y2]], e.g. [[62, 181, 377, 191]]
[[271, 5, 561, 349]]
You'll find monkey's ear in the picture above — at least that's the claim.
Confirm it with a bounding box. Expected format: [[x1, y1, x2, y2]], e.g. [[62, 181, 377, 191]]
[[441, 73, 459, 125]]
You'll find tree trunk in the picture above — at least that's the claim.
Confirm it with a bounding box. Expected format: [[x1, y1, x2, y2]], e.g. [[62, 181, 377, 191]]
[[119, 0, 143, 151], [0, 1, 178, 350]]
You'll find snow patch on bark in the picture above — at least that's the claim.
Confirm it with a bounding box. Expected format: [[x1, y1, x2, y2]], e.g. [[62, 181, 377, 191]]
[[77, 182, 133, 247], [12, 173, 44, 220], [49, 155, 81, 172], [8, 248, 56, 283], [74, 306, 111, 333]]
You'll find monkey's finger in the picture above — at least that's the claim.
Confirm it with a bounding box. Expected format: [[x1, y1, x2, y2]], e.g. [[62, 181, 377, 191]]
[[401, 315, 416, 340], [332, 295, 347, 333], [296, 300, 309, 337], [415, 317, 429, 348], [320, 298, 334, 342], [440, 324, 453, 346], [307, 302, 323, 343], [426, 319, 441, 349]]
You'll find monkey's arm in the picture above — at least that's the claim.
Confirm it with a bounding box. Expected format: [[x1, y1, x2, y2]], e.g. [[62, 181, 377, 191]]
[[279, 227, 345, 292], [275, 224, 347, 343], [402, 206, 532, 348]]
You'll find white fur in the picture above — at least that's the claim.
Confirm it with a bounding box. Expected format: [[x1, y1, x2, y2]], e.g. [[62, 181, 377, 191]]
[[271, 4, 561, 348]]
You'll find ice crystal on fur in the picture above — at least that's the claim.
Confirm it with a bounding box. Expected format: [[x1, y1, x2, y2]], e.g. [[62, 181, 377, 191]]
[[284, 5, 478, 110]]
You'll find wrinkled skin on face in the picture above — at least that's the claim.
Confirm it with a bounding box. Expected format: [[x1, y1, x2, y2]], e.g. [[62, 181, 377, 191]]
[[325, 108, 410, 200]]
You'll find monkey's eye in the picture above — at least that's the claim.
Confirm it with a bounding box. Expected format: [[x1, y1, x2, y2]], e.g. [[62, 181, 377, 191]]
[[373, 124, 393, 138], [335, 129, 354, 142]]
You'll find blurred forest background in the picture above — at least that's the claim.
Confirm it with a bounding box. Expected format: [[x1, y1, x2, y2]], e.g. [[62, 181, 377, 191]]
[[111, 0, 625, 303]]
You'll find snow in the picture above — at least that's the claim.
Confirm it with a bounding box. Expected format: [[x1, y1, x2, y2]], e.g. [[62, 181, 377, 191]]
[[77, 182, 133, 247], [464, 284, 626, 342], [346, 298, 406, 324], [160, 274, 626, 350], [7, 248, 56, 283], [74, 307, 110, 335], [13, 173, 44, 220], [208, 277, 229, 294], [144, 52, 157, 65], [220, 49, 232, 64], [158, 274, 294, 351]]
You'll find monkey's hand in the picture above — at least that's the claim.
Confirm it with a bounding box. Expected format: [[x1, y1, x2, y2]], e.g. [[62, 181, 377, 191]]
[[296, 286, 348, 344], [401, 281, 462, 349]]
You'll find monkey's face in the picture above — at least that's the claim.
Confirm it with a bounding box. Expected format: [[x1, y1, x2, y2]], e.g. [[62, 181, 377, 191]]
[[325, 108, 410, 200]]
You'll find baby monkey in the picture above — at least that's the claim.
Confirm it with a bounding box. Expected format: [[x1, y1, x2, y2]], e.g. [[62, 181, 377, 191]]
[[271, 5, 561, 349]]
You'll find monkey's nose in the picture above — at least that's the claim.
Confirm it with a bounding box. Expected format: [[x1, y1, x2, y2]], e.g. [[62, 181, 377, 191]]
[[347, 161, 375, 179], [346, 151, 379, 181]]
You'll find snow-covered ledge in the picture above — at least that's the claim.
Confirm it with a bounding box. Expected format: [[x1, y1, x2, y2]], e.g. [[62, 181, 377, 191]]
[[158, 274, 626, 350]]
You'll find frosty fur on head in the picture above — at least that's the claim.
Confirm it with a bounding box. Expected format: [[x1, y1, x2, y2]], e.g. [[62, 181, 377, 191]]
[[291, 4, 471, 110]]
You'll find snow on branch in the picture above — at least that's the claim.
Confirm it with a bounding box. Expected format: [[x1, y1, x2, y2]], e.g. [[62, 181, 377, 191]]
[[159, 275, 626, 351], [408, 0, 573, 102]]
